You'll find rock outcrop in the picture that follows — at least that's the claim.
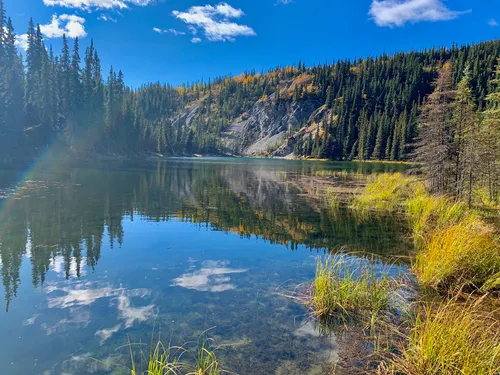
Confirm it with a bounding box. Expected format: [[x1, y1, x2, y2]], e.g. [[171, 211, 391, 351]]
[[222, 94, 323, 157]]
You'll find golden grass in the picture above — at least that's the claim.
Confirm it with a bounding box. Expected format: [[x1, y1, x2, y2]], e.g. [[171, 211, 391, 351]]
[[415, 215, 500, 292], [315, 169, 364, 181], [325, 188, 341, 210], [336, 173, 500, 375], [310, 256, 396, 325], [351, 173, 500, 293], [406, 193, 468, 250], [388, 298, 500, 375], [350, 173, 423, 213]]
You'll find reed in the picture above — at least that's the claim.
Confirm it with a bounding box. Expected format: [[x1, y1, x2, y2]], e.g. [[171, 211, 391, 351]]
[[128, 337, 224, 375], [310, 256, 395, 325], [191, 339, 222, 375]]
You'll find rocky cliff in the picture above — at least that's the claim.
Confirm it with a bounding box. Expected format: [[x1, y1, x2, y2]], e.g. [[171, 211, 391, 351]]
[[221, 94, 324, 157]]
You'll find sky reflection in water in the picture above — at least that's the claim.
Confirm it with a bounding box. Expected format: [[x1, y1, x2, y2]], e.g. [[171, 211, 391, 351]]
[[0, 158, 411, 374]]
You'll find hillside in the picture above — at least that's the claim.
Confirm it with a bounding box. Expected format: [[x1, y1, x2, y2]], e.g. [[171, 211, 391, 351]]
[[0, 0, 499, 163], [116, 39, 500, 160]]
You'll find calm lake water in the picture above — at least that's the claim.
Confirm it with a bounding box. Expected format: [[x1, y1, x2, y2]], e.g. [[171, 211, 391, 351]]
[[0, 158, 411, 375]]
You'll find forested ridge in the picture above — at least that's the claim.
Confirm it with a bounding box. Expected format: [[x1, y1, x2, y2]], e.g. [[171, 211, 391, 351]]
[[0, 0, 499, 164]]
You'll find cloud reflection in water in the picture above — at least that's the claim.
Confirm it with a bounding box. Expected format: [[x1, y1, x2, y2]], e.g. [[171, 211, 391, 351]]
[[172, 260, 248, 292]]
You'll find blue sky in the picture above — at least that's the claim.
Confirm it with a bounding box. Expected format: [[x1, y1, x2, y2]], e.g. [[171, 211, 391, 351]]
[[4, 0, 500, 87]]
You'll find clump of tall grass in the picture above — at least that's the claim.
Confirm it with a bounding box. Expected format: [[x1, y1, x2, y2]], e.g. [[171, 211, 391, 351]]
[[128, 337, 225, 375], [350, 173, 423, 213], [310, 256, 398, 325], [406, 193, 469, 249], [406, 190, 499, 292], [193, 339, 222, 375], [387, 298, 500, 375], [325, 187, 342, 210], [130, 340, 182, 375], [414, 215, 500, 292]]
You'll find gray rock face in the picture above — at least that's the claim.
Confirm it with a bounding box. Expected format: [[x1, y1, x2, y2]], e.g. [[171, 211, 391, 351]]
[[222, 94, 322, 156]]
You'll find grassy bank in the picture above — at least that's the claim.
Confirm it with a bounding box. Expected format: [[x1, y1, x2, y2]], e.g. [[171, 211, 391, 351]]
[[385, 298, 500, 375], [344, 173, 500, 374]]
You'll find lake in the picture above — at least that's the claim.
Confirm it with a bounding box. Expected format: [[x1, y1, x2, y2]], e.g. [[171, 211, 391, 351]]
[[0, 158, 411, 375]]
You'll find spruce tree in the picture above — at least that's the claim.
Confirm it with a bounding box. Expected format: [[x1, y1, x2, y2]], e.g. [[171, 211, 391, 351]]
[[481, 60, 500, 203], [416, 63, 456, 194], [453, 66, 478, 202]]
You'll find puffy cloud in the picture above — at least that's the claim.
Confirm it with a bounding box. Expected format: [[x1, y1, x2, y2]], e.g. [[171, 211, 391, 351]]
[[15, 33, 29, 51], [172, 2, 256, 42], [117, 295, 155, 328], [47, 285, 116, 309], [43, 0, 153, 11], [191, 37, 202, 43], [40, 14, 87, 39], [15, 14, 86, 51], [22, 314, 40, 326], [369, 0, 469, 27]]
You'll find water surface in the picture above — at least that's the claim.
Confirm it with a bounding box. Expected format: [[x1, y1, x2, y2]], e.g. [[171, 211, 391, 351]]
[[0, 158, 410, 374]]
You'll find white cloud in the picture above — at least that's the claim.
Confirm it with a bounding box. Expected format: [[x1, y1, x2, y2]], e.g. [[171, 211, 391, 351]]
[[14, 14, 86, 51], [153, 27, 186, 35], [276, 0, 293, 4], [42, 307, 91, 335], [488, 18, 498, 27], [51, 254, 87, 277], [40, 14, 87, 39], [15, 33, 29, 50], [369, 0, 469, 27], [43, 0, 153, 11], [172, 2, 256, 42], [191, 37, 202, 43], [98, 14, 117, 22]]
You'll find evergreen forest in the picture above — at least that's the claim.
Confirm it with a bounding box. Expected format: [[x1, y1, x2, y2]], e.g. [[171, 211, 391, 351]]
[[0, 0, 499, 175]]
